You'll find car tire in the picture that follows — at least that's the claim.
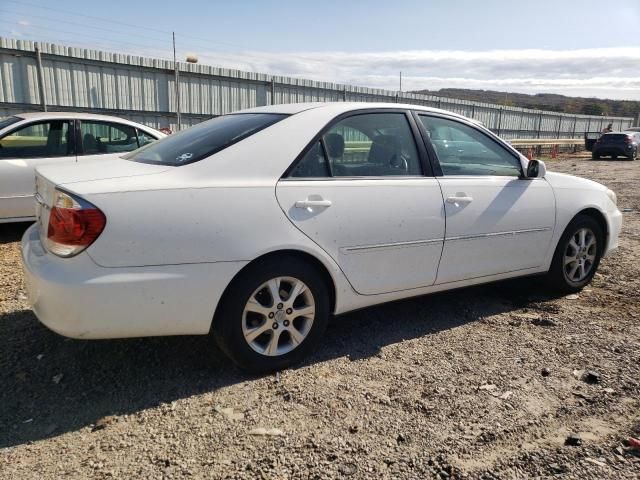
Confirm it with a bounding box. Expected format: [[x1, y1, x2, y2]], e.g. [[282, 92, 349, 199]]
[[212, 256, 330, 373], [591, 152, 599, 160], [612, 154, 617, 159], [547, 215, 604, 293], [628, 148, 637, 161]]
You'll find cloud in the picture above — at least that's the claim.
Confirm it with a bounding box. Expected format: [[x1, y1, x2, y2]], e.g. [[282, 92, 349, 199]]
[[12, 35, 638, 100], [192, 47, 640, 100], [17, 20, 30, 26]]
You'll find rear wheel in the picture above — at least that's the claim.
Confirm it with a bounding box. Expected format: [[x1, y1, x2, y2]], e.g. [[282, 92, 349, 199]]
[[212, 257, 330, 373], [547, 215, 604, 293], [591, 152, 599, 160], [612, 154, 618, 159]]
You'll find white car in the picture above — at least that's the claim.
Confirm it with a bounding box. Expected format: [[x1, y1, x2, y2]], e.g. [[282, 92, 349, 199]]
[[21, 102, 622, 372], [0, 112, 165, 223]]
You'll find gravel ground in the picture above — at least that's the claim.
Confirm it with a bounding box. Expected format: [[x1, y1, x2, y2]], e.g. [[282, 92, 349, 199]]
[[1, 154, 639, 479]]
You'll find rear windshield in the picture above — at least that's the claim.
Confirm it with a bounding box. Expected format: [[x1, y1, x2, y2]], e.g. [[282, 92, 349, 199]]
[[125, 113, 288, 166], [0, 116, 22, 131], [602, 134, 630, 142]]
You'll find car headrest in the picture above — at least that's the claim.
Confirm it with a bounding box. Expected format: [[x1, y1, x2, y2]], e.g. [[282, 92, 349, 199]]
[[368, 135, 400, 164], [83, 133, 98, 153], [324, 133, 344, 158]]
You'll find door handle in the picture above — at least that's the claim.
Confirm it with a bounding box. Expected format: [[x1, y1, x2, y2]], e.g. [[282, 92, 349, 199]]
[[446, 195, 473, 206], [295, 198, 332, 209]]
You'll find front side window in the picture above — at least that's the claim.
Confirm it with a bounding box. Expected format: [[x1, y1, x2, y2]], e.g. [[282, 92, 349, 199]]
[[0, 120, 73, 159], [419, 115, 522, 177], [126, 113, 288, 166], [290, 112, 422, 178], [418, 115, 522, 176], [137, 130, 157, 147], [80, 121, 138, 155]]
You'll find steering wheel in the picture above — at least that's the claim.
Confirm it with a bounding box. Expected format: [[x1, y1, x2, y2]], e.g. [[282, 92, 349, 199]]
[[390, 153, 409, 172]]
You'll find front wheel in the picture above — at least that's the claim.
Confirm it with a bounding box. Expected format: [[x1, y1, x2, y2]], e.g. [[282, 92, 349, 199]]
[[628, 148, 637, 161], [212, 257, 330, 373], [547, 215, 604, 293]]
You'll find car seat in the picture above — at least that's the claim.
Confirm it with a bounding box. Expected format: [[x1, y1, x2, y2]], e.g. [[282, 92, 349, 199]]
[[367, 135, 401, 174], [324, 133, 344, 160], [83, 133, 99, 154]]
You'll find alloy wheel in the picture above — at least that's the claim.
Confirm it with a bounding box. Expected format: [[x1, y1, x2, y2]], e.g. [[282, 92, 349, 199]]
[[242, 276, 315, 356], [563, 228, 597, 283]]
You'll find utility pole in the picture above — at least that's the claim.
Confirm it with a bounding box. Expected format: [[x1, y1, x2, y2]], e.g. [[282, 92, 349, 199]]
[[173, 32, 181, 131], [399, 71, 402, 93], [34, 42, 47, 112], [270, 79, 276, 105]]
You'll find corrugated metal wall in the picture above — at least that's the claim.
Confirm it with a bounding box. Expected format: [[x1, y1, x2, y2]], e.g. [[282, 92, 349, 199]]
[[0, 37, 634, 138]]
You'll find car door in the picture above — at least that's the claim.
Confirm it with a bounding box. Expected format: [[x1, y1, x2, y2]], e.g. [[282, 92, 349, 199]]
[[77, 120, 149, 160], [0, 119, 75, 220], [415, 113, 555, 284], [276, 110, 445, 295]]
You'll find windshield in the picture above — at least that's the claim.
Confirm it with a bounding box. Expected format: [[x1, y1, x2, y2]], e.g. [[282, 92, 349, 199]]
[[125, 113, 288, 166], [0, 116, 22, 131]]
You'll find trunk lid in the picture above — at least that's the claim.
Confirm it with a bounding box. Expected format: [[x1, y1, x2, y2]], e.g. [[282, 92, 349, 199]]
[[35, 157, 171, 186]]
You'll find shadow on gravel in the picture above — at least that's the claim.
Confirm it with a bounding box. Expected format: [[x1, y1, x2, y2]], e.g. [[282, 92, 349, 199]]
[[0, 277, 562, 448], [0, 221, 33, 244]]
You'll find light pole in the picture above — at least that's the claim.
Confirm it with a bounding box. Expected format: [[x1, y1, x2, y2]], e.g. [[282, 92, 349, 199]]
[[173, 32, 181, 131]]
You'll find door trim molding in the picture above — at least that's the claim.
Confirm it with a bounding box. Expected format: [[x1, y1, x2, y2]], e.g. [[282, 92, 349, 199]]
[[0, 194, 33, 200], [447, 227, 552, 242], [342, 237, 444, 253]]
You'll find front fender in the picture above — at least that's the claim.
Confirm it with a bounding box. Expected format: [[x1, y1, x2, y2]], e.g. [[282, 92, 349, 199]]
[[544, 172, 621, 267]]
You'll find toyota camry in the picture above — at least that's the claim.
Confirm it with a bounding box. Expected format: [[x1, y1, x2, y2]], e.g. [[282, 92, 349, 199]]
[[21, 102, 622, 372]]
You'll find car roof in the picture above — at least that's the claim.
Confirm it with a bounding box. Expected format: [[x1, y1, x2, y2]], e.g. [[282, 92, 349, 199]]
[[237, 101, 473, 122], [10, 111, 164, 134]]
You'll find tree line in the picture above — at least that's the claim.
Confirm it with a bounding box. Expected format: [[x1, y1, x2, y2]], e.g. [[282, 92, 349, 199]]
[[414, 88, 639, 118]]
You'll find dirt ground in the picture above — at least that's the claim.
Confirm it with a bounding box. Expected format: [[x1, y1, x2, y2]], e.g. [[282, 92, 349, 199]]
[[1, 154, 639, 479]]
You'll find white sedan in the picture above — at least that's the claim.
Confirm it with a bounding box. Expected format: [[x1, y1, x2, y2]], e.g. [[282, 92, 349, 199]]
[[0, 112, 165, 223], [21, 102, 622, 372]]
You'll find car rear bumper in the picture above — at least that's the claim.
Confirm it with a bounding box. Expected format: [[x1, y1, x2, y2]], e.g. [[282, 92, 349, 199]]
[[21, 224, 247, 339], [593, 145, 634, 157]]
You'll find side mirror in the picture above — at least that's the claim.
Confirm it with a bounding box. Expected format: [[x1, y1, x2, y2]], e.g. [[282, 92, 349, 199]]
[[526, 159, 546, 178]]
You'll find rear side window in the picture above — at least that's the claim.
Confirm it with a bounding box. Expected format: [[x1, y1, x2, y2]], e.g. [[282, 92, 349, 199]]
[[126, 113, 288, 166], [290, 141, 330, 177], [289, 112, 422, 178]]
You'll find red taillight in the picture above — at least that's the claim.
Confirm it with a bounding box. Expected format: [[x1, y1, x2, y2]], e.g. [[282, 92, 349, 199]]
[[46, 190, 106, 257], [48, 207, 105, 245]]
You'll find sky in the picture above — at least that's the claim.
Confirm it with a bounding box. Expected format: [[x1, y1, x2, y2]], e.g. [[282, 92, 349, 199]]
[[2, 0, 640, 100]]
